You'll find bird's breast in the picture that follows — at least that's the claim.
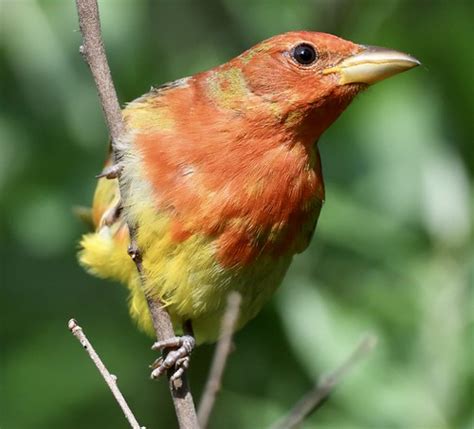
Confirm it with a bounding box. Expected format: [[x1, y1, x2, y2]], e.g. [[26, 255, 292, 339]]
[[141, 138, 324, 268], [127, 92, 325, 269]]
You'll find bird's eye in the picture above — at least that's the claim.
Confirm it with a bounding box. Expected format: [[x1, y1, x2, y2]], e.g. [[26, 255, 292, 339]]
[[292, 43, 318, 66]]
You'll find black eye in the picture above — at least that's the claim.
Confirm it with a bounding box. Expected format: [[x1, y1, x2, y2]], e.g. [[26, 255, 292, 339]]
[[292, 43, 318, 65]]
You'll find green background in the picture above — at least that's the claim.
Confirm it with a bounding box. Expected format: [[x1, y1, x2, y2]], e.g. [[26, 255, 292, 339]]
[[1, 0, 472, 428]]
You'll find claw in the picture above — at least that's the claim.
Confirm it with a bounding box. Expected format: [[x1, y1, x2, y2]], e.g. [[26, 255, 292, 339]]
[[96, 163, 122, 179], [170, 356, 190, 381], [100, 197, 122, 227], [149, 356, 163, 370], [150, 335, 195, 380]]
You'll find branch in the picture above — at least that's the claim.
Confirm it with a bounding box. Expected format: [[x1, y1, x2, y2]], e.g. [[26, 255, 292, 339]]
[[198, 292, 242, 428], [73, 1, 199, 427], [269, 334, 377, 429], [68, 319, 144, 429]]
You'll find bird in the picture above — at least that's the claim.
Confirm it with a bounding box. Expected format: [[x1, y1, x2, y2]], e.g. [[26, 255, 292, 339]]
[[79, 31, 419, 379]]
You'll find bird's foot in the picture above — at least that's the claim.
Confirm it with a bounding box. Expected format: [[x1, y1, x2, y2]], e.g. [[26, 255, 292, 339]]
[[150, 335, 195, 381], [101, 197, 122, 226], [95, 163, 122, 179]]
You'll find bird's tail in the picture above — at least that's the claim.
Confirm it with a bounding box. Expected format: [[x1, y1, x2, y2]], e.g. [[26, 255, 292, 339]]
[[78, 223, 134, 285]]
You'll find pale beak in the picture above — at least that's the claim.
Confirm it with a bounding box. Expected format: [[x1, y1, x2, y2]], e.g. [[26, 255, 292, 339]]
[[323, 45, 420, 85]]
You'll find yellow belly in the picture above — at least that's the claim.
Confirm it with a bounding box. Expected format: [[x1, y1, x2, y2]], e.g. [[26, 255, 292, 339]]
[[80, 205, 292, 343]]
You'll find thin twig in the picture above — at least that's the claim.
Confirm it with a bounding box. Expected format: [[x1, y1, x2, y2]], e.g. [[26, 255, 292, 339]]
[[73, 1, 199, 427], [68, 319, 144, 429], [198, 292, 242, 428], [270, 334, 378, 429]]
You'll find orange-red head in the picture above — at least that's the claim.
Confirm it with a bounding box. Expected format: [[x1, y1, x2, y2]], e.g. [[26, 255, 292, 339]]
[[204, 31, 420, 142]]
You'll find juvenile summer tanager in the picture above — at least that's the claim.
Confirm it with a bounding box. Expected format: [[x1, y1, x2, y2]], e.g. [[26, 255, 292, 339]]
[[79, 31, 419, 378]]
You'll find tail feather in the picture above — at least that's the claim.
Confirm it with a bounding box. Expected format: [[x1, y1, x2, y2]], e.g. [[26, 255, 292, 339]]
[[79, 222, 134, 285]]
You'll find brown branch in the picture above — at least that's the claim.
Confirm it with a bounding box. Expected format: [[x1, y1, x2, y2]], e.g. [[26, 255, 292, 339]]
[[73, 1, 199, 427], [68, 319, 144, 429], [269, 334, 377, 429], [198, 292, 242, 428]]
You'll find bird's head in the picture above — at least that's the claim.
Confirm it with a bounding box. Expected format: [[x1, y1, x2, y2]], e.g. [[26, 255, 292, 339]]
[[208, 31, 420, 142]]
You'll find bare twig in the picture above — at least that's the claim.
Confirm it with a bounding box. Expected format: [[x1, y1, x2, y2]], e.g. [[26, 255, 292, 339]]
[[73, 1, 199, 427], [68, 319, 144, 429], [198, 292, 242, 428], [270, 334, 377, 429], [74, 0, 123, 147]]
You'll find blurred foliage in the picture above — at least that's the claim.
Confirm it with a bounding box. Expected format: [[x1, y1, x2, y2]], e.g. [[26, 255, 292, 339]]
[[1, 0, 473, 428]]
